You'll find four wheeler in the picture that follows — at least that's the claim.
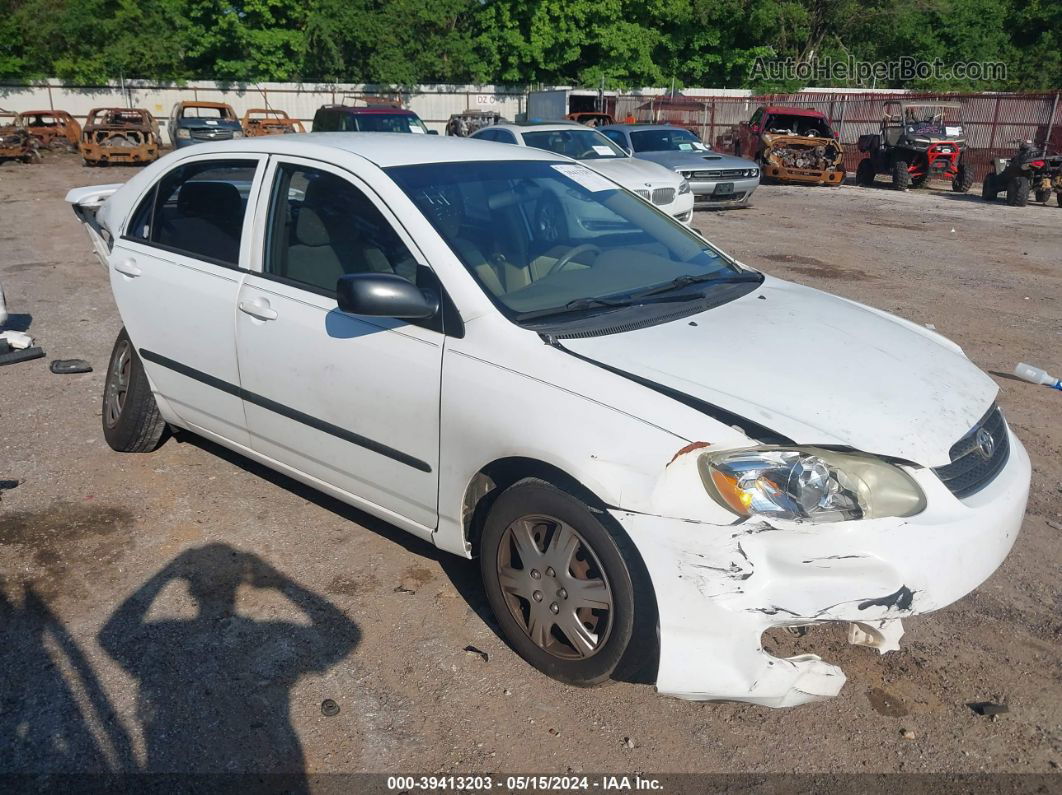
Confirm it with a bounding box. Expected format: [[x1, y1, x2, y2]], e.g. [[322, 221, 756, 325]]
[[855, 101, 973, 192], [982, 140, 1062, 207]]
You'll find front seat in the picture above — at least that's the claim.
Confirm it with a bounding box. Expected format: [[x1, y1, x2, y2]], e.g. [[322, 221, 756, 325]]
[[283, 176, 393, 291]]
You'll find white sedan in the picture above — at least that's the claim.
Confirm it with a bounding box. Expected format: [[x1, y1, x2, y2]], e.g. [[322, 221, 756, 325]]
[[68, 134, 1029, 707], [472, 123, 694, 224]]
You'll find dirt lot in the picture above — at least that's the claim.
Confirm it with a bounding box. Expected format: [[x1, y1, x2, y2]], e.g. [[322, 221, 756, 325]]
[[1, 154, 1060, 782]]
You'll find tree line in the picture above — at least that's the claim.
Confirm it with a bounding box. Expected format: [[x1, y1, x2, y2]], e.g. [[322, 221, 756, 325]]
[[1, 0, 1058, 92]]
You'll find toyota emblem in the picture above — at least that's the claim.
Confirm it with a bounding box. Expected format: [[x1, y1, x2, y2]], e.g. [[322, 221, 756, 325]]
[[975, 428, 995, 460]]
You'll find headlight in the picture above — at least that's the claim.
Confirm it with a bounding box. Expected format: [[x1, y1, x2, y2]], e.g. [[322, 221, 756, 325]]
[[232, 131, 244, 138], [678, 178, 691, 194], [700, 447, 925, 523], [748, 167, 760, 178], [176, 128, 191, 139]]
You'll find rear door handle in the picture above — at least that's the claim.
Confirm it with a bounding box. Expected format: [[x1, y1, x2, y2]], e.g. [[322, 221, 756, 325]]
[[114, 259, 142, 277], [238, 299, 278, 321]]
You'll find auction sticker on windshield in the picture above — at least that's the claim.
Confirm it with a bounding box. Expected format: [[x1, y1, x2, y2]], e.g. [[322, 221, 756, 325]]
[[551, 164, 616, 192]]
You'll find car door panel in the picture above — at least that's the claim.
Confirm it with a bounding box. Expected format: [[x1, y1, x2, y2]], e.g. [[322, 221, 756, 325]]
[[235, 156, 442, 533], [113, 154, 266, 446]]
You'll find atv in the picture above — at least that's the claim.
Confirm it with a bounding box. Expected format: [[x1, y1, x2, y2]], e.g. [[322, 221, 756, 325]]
[[982, 140, 1062, 207], [855, 100, 973, 192]]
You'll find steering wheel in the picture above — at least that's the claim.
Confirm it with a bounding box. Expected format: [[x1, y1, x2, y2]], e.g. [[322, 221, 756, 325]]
[[577, 149, 597, 159], [546, 244, 601, 277]]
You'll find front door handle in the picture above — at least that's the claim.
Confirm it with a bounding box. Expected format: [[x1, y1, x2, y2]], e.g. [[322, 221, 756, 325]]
[[238, 298, 278, 321], [114, 259, 142, 277]]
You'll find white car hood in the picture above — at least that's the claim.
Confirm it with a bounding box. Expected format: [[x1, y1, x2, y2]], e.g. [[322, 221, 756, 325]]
[[562, 277, 997, 467], [584, 156, 679, 190]]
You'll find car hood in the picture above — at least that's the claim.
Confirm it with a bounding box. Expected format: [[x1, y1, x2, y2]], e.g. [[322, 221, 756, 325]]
[[583, 156, 680, 189], [561, 276, 996, 467], [636, 150, 755, 171]]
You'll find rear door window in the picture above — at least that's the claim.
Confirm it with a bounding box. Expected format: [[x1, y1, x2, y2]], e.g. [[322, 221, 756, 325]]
[[127, 159, 258, 266]]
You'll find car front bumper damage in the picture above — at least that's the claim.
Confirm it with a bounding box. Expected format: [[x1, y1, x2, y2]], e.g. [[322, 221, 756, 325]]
[[615, 430, 1030, 707]]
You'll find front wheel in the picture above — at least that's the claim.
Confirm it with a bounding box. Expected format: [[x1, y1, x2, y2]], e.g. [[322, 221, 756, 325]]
[[102, 328, 167, 452], [1034, 187, 1051, 204], [892, 159, 911, 190], [1006, 176, 1030, 207], [952, 163, 974, 192], [982, 173, 999, 200], [479, 479, 655, 687]]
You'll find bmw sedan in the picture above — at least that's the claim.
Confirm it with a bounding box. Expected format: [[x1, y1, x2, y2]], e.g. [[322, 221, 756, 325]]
[[68, 134, 1028, 708]]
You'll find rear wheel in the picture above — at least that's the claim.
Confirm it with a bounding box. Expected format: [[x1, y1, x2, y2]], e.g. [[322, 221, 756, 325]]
[[1034, 187, 1051, 204], [1057, 192, 1062, 208], [1006, 176, 1030, 207], [952, 163, 974, 192], [479, 479, 655, 687], [981, 173, 999, 200], [855, 158, 875, 187], [102, 328, 167, 453], [892, 159, 911, 190]]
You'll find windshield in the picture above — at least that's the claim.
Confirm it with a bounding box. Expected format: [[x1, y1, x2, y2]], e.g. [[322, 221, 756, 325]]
[[387, 160, 748, 324], [181, 106, 236, 120], [356, 113, 428, 134], [764, 114, 832, 137], [522, 128, 625, 160], [630, 128, 708, 153]]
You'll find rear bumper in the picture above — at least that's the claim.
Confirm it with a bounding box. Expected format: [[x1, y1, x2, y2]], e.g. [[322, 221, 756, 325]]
[[616, 430, 1030, 707]]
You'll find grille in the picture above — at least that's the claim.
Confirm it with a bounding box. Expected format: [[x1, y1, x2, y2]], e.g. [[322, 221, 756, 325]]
[[633, 188, 650, 201], [932, 404, 1010, 499], [190, 128, 234, 141], [651, 187, 676, 205], [692, 168, 747, 179]]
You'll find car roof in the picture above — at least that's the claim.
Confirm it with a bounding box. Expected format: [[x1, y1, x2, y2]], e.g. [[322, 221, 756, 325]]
[[166, 132, 566, 167], [488, 122, 593, 134], [599, 124, 695, 133], [318, 105, 420, 116], [762, 106, 827, 117], [177, 101, 235, 110]]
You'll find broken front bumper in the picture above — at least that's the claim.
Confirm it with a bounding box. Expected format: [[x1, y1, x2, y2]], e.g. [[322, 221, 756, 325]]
[[616, 430, 1030, 707], [763, 164, 844, 185]]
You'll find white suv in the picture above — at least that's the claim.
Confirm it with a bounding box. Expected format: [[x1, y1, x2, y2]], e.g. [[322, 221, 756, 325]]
[[68, 133, 1029, 708]]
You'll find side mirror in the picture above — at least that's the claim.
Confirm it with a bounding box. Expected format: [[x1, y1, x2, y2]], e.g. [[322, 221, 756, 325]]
[[621, 144, 632, 155], [336, 273, 439, 319], [427, 129, 439, 135]]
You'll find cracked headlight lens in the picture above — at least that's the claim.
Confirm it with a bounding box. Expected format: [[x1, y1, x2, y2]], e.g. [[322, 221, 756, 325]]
[[700, 447, 925, 523], [678, 178, 691, 194]]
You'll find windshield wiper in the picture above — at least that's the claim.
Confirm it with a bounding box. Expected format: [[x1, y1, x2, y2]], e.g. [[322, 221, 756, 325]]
[[631, 271, 763, 299], [515, 295, 633, 322]]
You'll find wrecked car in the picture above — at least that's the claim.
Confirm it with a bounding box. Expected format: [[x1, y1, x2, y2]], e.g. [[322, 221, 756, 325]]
[[67, 135, 1029, 708], [18, 109, 81, 151], [241, 109, 306, 137], [728, 106, 844, 186], [80, 108, 160, 167], [0, 110, 42, 164], [169, 101, 245, 148]]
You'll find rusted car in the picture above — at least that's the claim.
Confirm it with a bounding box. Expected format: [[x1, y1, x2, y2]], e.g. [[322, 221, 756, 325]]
[[18, 109, 81, 151], [727, 106, 844, 186], [80, 108, 160, 167], [241, 108, 306, 136], [0, 110, 41, 164]]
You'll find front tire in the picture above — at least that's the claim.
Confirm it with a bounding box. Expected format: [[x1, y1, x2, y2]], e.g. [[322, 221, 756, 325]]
[[982, 173, 999, 200], [1006, 176, 1030, 207], [892, 159, 911, 190], [479, 479, 654, 687], [102, 328, 167, 453], [1034, 187, 1051, 204], [952, 163, 974, 192]]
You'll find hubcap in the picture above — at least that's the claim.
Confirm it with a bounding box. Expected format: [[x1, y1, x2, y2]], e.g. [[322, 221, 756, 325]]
[[104, 340, 131, 428], [496, 514, 613, 660]]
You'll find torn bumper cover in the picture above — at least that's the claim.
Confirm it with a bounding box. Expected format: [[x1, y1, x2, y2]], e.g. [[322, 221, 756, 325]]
[[616, 430, 1029, 707]]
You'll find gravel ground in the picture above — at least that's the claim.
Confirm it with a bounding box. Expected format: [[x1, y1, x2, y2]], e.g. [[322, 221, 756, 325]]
[[1, 154, 1060, 782]]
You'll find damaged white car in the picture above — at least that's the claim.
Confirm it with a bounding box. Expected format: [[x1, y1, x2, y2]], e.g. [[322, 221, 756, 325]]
[[67, 135, 1030, 707]]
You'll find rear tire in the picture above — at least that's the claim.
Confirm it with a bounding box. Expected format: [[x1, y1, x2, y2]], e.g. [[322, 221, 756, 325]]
[[981, 173, 999, 201], [101, 328, 167, 453], [1034, 188, 1051, 204], [479, 478, 655, 687], [1057, 192, 1062, 208], [855, 158, 875, 187], [1006, 176, 1030, 207], [952, 163, 974, 193]]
